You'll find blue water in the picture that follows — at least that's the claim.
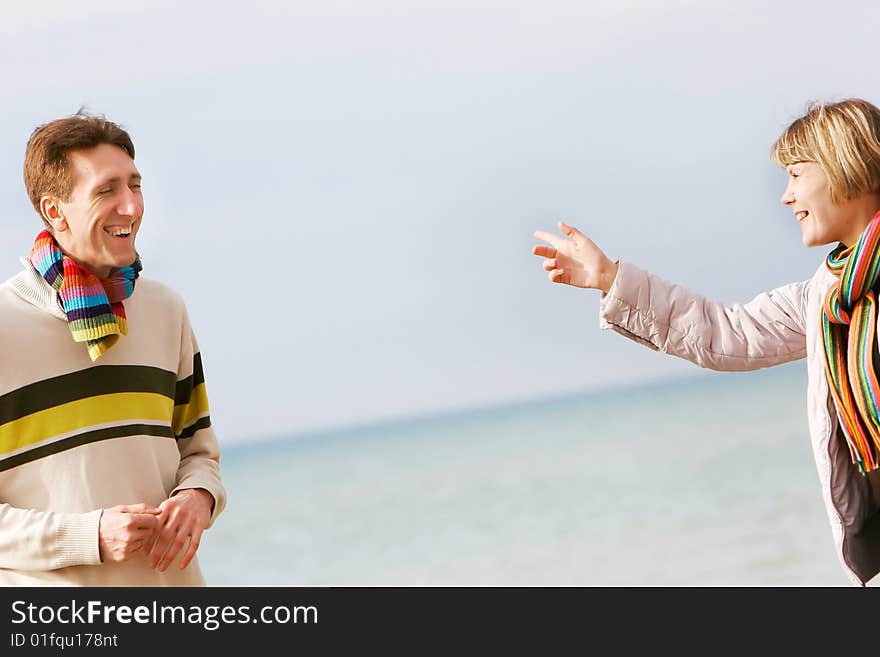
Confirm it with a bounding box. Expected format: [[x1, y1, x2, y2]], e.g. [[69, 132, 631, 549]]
[[199, 362, 851, 586]]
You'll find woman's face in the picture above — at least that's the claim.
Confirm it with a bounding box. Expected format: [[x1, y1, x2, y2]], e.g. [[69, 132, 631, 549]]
[[780, 161, 868, 248]]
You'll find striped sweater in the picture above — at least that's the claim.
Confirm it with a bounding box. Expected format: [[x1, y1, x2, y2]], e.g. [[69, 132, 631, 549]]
[[0, 257, 226, 585]]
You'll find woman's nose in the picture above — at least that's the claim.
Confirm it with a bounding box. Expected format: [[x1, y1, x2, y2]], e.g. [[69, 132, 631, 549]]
[[780, 185, 795, 205]]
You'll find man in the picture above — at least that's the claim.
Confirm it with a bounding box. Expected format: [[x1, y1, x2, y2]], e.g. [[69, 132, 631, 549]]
[[0, 111, 226, 585]]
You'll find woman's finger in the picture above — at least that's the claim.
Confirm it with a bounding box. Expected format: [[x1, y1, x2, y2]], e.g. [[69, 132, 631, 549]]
[[558, 220, 583, 239], [532, 244, 556, 258], [533, 230, 565, 250]]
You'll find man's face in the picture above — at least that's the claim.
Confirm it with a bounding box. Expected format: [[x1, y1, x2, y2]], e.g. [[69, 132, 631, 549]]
[[49, 143, 143, 278]]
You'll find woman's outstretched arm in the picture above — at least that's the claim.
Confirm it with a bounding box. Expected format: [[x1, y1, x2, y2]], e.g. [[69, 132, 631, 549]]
[[532, 221, 808, 371]]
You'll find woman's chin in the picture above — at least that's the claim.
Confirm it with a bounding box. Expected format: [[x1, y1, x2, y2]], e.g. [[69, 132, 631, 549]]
[[800, 228, 831, 248], [803, 237, 837, 249]]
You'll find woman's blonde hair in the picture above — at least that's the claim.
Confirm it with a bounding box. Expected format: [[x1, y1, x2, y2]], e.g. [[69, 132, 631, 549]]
[[771, 98, 880, 204]]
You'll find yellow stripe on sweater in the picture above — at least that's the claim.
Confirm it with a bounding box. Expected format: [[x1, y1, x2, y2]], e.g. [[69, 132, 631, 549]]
[[0, 392, 174, 456], [172, 383, 210, 436]]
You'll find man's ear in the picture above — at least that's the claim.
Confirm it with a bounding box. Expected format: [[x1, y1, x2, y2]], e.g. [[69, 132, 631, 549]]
[[39, 196, 67, 232]]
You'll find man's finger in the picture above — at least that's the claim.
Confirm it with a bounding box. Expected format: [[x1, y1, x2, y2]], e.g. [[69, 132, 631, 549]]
[[148, 526, 174, 568], [139, 527, 159, 556], [532, 245, 556, 258], [178, 528, 203, 570], [533, 230, 565, 250], [157, 531, 188, 572], [118, 504, 161, 515], [542, 258, 556, 271], [149, 539, 172, 570], [126, 513, 162, 530]]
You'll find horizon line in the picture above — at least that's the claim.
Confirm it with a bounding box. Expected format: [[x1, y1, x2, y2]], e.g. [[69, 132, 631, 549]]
[[221, 362, 803, 450]]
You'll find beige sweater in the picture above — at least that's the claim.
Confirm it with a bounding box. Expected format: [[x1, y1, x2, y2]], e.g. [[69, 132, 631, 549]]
[[0, 258, 226, 585]]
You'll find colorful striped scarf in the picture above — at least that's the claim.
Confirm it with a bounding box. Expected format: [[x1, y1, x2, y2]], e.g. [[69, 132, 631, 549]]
[[822, 209, 880, 474], [30, 230, 142, 362]]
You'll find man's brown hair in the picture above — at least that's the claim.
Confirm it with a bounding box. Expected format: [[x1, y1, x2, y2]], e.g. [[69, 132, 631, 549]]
[[23, 109, 135, 227]]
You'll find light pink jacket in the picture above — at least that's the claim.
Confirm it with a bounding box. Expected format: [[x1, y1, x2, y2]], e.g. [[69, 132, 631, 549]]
[[598, 260, 880, 586]]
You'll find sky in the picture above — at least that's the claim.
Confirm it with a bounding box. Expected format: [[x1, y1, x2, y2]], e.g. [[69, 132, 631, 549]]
[[1, 0, 878, 444]]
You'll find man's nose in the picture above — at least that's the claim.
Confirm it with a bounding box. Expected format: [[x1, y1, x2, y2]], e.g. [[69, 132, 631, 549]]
[[117, 189, 142, 217]]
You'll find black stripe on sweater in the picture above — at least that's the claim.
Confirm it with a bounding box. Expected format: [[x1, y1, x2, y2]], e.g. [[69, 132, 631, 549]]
[[174, 353, 206, 406], [0, 366, 177, 426]]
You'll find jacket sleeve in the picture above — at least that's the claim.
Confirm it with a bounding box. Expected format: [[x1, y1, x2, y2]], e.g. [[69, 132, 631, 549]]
[[169, 304, 227, 527], [598, 260, 808, 371], [0, 505, 102, 570]]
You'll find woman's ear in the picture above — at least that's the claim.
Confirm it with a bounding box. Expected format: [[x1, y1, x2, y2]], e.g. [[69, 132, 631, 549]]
[[39, 196, 68, 232]]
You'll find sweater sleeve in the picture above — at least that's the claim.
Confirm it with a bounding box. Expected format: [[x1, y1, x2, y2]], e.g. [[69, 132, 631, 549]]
[[169, 304, 227, 528], [598, 260, 808, 371], [0, 505, 102, 571]]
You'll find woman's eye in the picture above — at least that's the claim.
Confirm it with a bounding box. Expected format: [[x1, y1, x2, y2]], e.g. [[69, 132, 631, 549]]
[[131, 184, 142, 190]]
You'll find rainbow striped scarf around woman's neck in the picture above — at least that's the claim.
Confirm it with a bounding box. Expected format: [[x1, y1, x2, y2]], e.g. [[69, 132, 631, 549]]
[[29, 229, 142, 362], [822, 209, 880, 474]]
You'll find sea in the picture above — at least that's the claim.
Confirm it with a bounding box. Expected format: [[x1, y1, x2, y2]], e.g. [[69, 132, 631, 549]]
[[198, 361, 857, 586]]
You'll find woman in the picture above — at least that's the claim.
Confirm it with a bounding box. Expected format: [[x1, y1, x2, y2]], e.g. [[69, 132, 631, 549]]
[[532, 98, 880, 586]]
